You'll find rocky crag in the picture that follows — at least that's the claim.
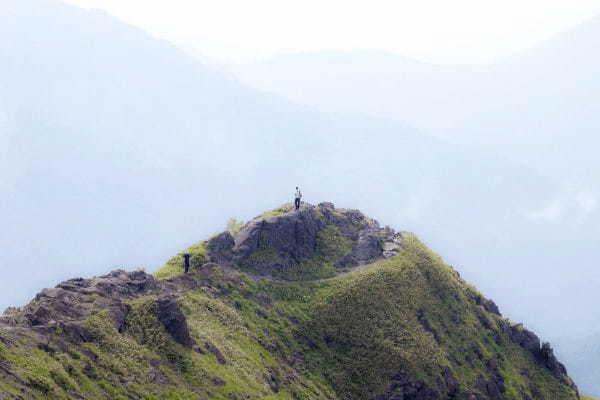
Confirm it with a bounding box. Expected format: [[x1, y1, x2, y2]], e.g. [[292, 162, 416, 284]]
[[207, 202, 403, 279], [0, 203, 579, 399]]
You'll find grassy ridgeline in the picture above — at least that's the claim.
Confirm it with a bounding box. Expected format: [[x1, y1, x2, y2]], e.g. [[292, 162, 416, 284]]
[[0, 235, 579, 399]]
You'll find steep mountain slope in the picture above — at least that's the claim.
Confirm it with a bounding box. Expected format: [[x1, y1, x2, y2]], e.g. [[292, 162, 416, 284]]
[[0, 204, 579, 399], [228, 20, 600, 395]]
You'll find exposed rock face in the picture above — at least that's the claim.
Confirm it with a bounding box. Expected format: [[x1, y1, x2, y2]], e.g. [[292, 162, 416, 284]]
[[470, 292, 502, 316], [232, 207, 325, 266], [510, 324, 541, 355], [111, 302, 131, 333], [207, 202, 404, 277], [375, 370, 440, 400], [508, 324, 577, 390], [476, 358, 506, 400], [383, 232, 403, 258], [207, 232, 235, 263], [0, 270, 198, 356], [58, 322, 97, 344], [0, 205, 580, 400], [538, 342, 569, 380], [1, 270, 158, 333], [204, 342, 227, 364], [155, 295, 195, 347], [337, 226, 384, 267]]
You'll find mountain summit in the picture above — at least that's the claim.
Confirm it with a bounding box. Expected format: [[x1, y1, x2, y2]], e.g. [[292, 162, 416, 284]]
[[206, 202, 403, 279], [0, 203, 579, 399]]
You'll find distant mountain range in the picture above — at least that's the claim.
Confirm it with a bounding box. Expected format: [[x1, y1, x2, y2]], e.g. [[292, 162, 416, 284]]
[[1, 0, 599, 395], [230, 16, 600, 182]]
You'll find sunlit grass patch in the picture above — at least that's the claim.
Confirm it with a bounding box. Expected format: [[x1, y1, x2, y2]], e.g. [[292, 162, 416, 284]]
[[154, 240, 208, 280]]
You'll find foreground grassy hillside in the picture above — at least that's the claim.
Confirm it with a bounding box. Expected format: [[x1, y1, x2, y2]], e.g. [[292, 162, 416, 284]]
[[0, 205, 580, 399]]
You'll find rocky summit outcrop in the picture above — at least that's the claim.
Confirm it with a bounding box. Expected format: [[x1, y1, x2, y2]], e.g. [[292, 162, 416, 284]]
[[207, 202, 403, 279], [1, 270, 157, 329], [0, 270, 196, 352], [0, 205, 581, 400]]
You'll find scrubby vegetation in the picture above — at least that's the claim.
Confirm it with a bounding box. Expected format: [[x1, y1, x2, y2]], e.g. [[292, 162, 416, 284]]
[[272, 225, 351, 280], [258, 204, 293, 221], [298, 236, 575, 398], [0, 215, 580, 399], [226, 218, 245, 235], [154, 240, 208, 280]]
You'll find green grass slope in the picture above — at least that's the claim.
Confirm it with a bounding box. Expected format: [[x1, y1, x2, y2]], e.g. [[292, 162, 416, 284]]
[[0, 231, 579, 399]]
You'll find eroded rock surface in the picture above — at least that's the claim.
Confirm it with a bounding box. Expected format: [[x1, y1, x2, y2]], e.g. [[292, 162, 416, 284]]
[[1, 270, 158, 330], [375, 370, 440, 400], [0, 270, 200, 358], [0, 204, 580, 400], [207, 202, 404, 276], [508, 324, 577, 390], [155, 295, 195, 347]]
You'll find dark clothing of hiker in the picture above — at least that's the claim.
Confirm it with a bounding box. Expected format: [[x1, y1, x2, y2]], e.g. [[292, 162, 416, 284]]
[[294, 188, 302, 210], [183, 254, 191, 273]]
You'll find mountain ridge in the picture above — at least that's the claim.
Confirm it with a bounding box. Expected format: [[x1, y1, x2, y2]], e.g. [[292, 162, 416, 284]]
[[2, 0, 596, 395], [0, 204, 579, 399], [0, 0, 563, 324], [226, 19, 600, 394]]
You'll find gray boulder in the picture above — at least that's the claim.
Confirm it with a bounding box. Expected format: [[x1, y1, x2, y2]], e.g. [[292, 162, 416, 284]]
[[231, 206, 325, 269], [383, 233, 404, 258], [510, 324, 541, 355], [207, 232, 235, 263]]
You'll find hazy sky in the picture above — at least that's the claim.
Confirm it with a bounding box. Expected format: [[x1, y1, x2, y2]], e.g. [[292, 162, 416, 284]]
[[62, 0, 600, 64]]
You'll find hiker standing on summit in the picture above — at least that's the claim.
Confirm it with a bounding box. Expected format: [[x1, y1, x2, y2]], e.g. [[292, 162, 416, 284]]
[[294, 187, 302, 210]]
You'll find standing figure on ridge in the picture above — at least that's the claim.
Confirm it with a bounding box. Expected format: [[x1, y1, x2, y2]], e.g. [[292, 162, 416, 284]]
[[294, 187, 302, 210], [183, 253, 191, 274]]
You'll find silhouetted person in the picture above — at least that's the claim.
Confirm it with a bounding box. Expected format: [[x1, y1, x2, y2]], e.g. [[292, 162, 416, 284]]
[[183, 253, 191, 273], [294, 187, 302, 210]]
